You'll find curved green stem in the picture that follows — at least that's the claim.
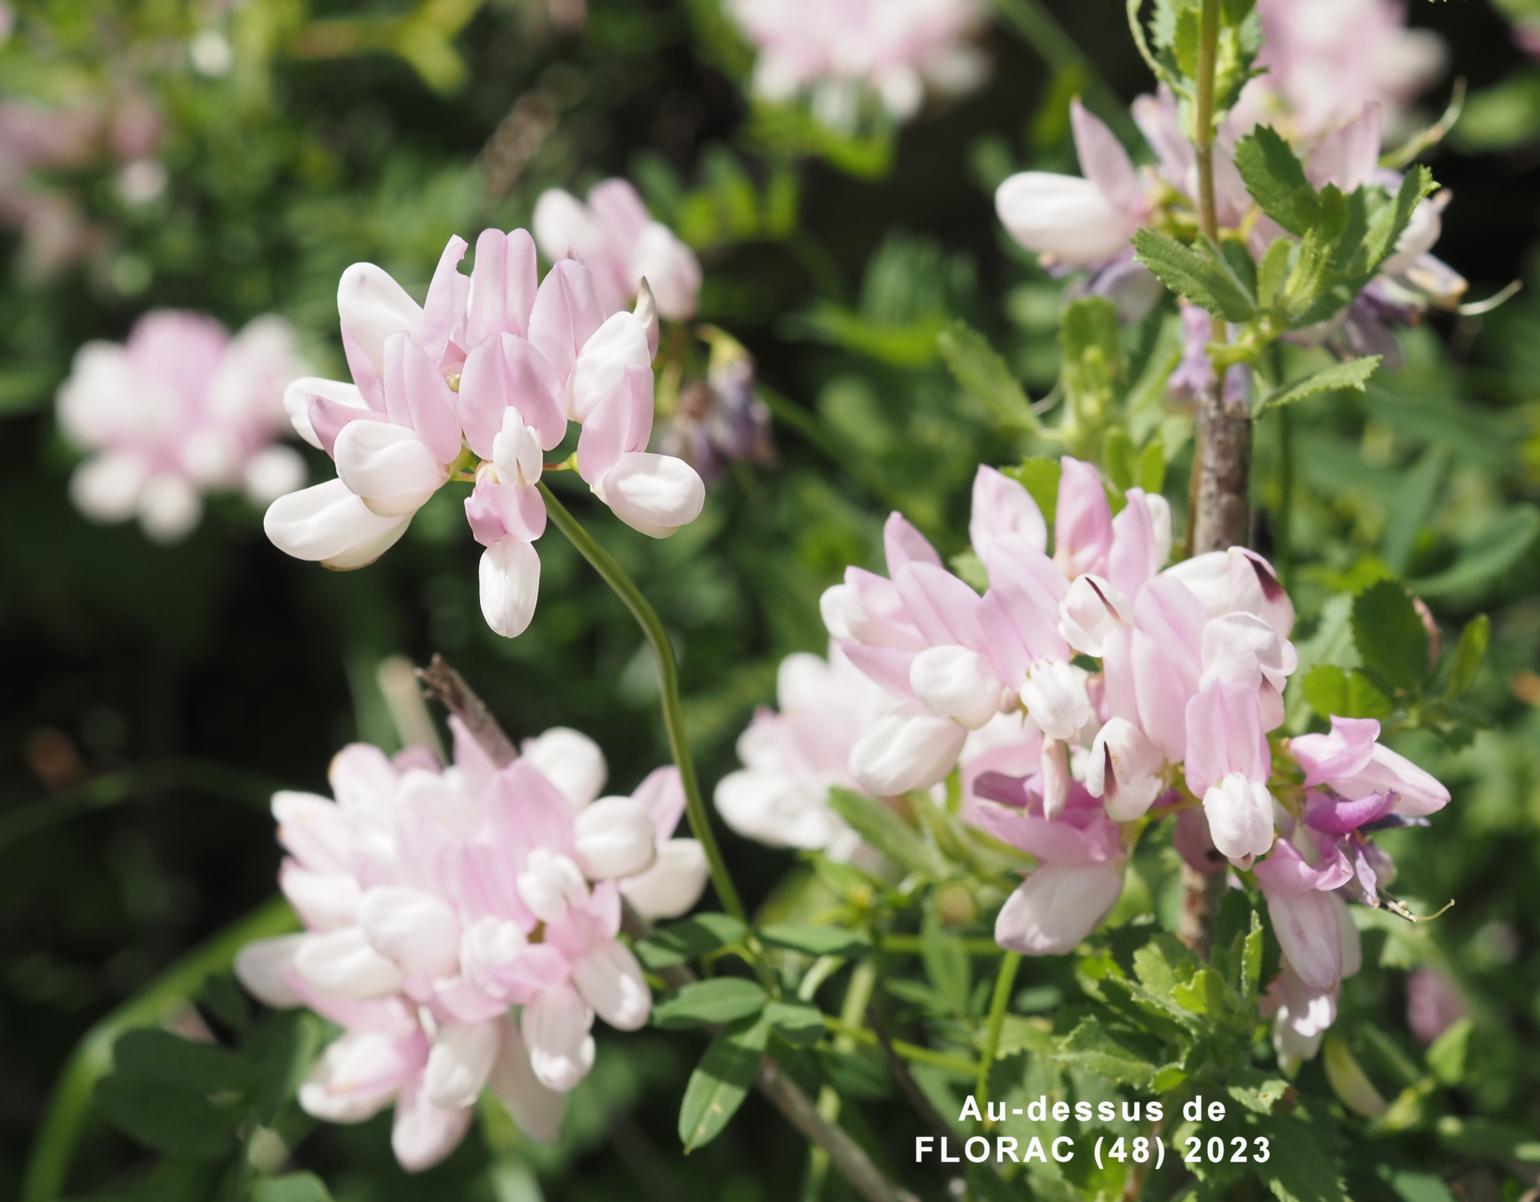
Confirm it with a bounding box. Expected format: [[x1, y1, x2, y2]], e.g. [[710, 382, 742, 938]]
[[538, 482, 748, 927], [977, 951, 1023, 1125], [22, 898, 298, 1202]]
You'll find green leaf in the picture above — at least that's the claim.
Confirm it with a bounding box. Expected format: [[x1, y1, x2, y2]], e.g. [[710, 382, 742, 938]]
[[1412, 505, 1540, 599], [1060, 297, 1122, 428], [1426, 1018, 1473, 1086], [1050, 1020, 1156, 1086], [921, 895, 971, 1014], [1003, 458, 1062, 527], [788, 303, 941, 367], [814, 1045, 893, 1099], [936, 321, 1038, 431], [826, 788, 942, 876], [634, 913, 747, 970], [1442, 614, 1489, 698], [1132, 229, 1256, 321], [758, 924, 871, 958], [1254, 356, 1379, 416], [195, 973, 251, 1036], [1301, 664, 1394, 720], [1363, 166, 1438, 277], [1103, 426, 1138, 492], [93, 1076, 237, 1159], [110, 1029, 253, 1095], [764, 1000, 826, 1047], [653, 979, 767, 1029], [1255, 237, 1293, 311], [251, 1012, 321, 1127], [677, 1016, 769, 1151], [253, 1174, 337, 1202], [1233, 126, 1318, 234], [1264, 1115, 1350, 1202], [1228, 1071, 1290, 1115], [1352, 579, 1429, 692], [1136, 440, 1167, 493], [1382, 449, 1449, 574]]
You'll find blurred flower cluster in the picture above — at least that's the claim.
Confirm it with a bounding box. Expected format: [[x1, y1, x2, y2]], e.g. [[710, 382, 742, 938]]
[[728, 0, 989, 125], [997, 1, 1461, 375], [58, 311, 307, 541]]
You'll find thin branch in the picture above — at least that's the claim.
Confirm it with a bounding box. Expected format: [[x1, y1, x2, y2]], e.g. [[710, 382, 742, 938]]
[[538, 483, 749, 928], [416, 655, 521, 767], [422, 657, 919, 1202], [759, 1056, 923, 1202], [867, 1008, 956, 1144]]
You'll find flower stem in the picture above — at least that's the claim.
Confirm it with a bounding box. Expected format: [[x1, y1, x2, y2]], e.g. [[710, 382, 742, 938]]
[[977, 951, 1022, 1125], [539, 482, 748, 927], [1194, 0, 1222, 244]]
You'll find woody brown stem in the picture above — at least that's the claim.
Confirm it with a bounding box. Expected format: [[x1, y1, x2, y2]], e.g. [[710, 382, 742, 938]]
[[1180, 0, 1250, 955]]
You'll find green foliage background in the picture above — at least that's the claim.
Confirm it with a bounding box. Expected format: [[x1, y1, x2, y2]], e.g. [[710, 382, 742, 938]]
[[1, 2, 1538, 1200]]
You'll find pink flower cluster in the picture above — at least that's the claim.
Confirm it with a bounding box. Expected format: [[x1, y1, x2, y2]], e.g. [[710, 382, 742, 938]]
[[1250, 0, 1445, 138], [727, 0, 988, 123], [995, 82, 1464, 360], [58, 311, 308, 542], [0, 89, 164, 276], [533, 178, 701, 323], [265, 222, 706, 638], [724, 457, 1449, 1062], [236, 722, 706, 1170]]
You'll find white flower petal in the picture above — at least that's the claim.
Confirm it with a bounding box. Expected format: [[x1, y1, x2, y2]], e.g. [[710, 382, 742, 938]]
[[359, 886, 461, 980], [264, 478, 411, 569], [424, 1020, 500, 1110], [478, 536, 542, 638], [333, 421, 446, 516], [521, 985, 596, 1092], [571, 940, 650, 1031], [571, 797, 657, 880], [595, 452, 704, 538], [620, 838, 709, 920]]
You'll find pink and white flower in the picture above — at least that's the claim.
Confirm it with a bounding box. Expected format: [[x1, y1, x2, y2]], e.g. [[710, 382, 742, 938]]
[[534, 178, 701, 321], [58, 311, 308, 542], [727, 0, 988, 124], [265, 229, 705, 638], [237, 723, 706, 1170]]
